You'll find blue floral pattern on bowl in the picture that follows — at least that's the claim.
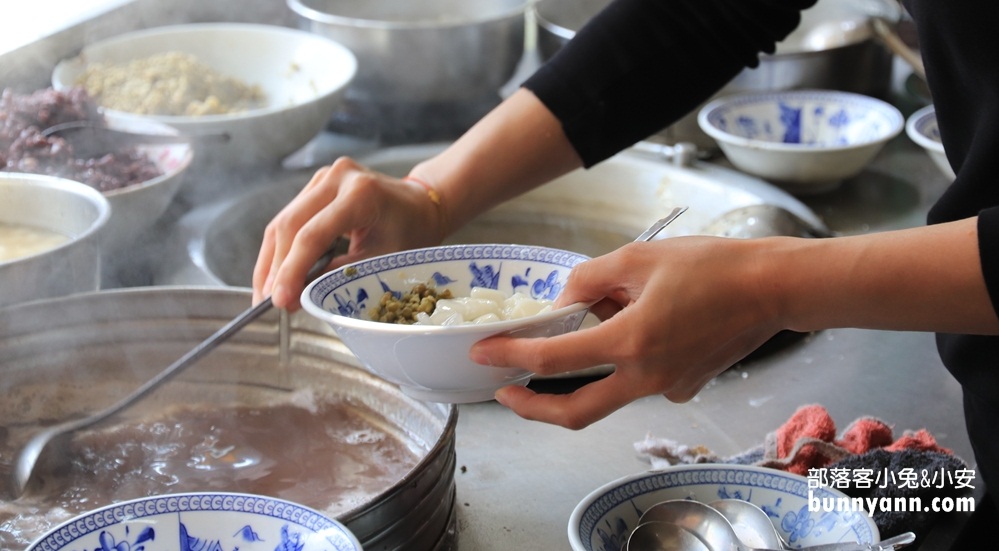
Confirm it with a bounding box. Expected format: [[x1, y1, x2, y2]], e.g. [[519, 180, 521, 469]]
[[569, 465, 878, 551], [27, 492, 362, 551], [301, 244, 592, 403], [703, 90, 902, 148], [309, 244, 588, 323]]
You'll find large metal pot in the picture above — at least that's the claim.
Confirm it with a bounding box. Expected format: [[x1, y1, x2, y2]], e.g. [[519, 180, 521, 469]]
[[0, 172, 110, 308], [0, 287, 457, 550], [288, 0, 528, 106], [534, 0, 903, 147]]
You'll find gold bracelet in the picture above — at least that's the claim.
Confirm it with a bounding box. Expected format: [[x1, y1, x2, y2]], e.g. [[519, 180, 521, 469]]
[[403, 176, 448, 242]]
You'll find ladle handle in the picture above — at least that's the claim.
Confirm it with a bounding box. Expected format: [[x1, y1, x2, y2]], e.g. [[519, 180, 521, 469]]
[[59, 243, 342, 434]]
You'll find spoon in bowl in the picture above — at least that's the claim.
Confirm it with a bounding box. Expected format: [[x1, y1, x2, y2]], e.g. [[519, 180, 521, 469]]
[[638, 499, 915, 551], [709, 499, 786, 549], [625, 521, 711, 551], [9, 242, 342, 499], [42, 120, 231, 157]]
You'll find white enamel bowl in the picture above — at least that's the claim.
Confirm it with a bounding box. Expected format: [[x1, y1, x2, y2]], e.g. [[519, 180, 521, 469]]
[[569, 464, 880, 551], [698, 90, 904, 194], [906, 105, 956, 180], [52, 23, 357, 167], [302, 244, 591, 403], [26, 492, 362, 551], [0, 173, 110, 308]]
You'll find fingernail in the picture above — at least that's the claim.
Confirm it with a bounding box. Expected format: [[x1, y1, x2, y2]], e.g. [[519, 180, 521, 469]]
[[262, 274, 274, 296], [469, 347, 491, 366], [493, 387, 512, 407], [271, 284, 288, 307]]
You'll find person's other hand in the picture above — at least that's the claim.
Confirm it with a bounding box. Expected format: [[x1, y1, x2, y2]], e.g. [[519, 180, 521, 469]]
[[475, 236, 784, 429], [252, 157, 445, 310]]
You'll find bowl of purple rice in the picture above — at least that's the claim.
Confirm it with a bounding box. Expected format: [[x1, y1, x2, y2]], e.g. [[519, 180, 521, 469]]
[[0, 87, 192, 250]]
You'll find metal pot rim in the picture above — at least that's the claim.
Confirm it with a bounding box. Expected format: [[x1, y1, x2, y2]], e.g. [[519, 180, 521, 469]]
[[288, 0, 531, 30]]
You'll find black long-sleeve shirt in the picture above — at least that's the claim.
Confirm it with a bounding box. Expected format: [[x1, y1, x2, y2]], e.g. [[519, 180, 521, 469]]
[[524, 0, 999, 506]]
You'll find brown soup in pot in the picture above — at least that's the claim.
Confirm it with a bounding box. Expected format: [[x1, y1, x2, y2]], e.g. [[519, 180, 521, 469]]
[[0, 388, 421, 550]]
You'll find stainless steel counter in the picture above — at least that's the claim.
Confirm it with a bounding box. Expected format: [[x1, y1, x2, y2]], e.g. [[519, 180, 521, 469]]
[[449, 136, 976, 550]]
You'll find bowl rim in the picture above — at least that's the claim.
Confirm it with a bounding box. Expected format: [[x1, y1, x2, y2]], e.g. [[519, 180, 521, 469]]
[[905, 104, 945, 153], [25, 491, 362, 551], [697, 89, 905, 152], [301, 243, 591, 334], [567, 463, 880, 551], [0, 172, 111, 265], [287, 0, 532, 29], [101, 118, 194, 197], [52, 22, 358, 124]]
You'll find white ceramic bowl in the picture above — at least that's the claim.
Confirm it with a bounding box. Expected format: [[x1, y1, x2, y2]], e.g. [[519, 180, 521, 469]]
[[26, 492, 362, 551], [906, 105, 956, 180], [52, 23, 357, 167], [101, 117, 192, 250], [698, 90, 904, 194], [569, 464, 880, 551], [302, 244, 591, 403]]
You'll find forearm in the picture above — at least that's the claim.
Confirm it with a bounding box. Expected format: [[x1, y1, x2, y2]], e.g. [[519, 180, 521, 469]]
[[765, 217, 999, 335], [407, 88, 583, 236]]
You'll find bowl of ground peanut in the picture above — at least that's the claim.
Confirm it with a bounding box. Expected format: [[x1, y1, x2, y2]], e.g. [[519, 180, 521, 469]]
[[52, 23, 357, 168], [302, 243, 592, 403]]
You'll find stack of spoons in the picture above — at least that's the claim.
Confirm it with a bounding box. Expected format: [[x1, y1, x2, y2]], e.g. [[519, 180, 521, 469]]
[[624, 498, 915, 551]]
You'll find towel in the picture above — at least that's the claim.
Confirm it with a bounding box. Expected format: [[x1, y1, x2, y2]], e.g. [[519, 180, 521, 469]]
[[634, 405, 970, 539]]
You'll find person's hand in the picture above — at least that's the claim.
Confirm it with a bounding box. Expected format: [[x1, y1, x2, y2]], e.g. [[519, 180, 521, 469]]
[[474, 236, 785, 429], [252, 156, 446, 311]]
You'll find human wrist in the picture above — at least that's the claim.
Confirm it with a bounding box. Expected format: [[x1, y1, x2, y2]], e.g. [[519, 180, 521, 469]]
[[402, 174, 449, 243], [748, 236, 818, 334]]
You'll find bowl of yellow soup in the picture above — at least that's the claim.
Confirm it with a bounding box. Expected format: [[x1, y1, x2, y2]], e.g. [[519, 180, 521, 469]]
[[0, 172, 110, 308]]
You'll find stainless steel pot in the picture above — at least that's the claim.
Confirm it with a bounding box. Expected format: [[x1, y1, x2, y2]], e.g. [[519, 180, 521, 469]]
[[0, 287, 457, 550], [534, 0, 903, 147], [0, 172, 110, 308], [288, 0, 528, 106]]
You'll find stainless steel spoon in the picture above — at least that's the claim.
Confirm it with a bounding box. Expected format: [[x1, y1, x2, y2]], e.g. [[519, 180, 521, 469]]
[[701, 204, 831, 240], [10, 244, 341, 498], [639, 499, 915, 551], [41, 120, 231, 157], [710, 499, 786, 549], [626, 521, 711, 551]]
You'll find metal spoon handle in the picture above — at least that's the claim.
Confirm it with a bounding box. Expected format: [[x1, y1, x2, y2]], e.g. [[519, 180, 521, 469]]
[[635, 207, 688, 243], [59, 245, 338, 431], [11, 243, 340, 497]]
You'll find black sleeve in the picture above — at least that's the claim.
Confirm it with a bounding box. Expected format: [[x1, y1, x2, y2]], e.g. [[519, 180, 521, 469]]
[[522, 0, 817, 166]]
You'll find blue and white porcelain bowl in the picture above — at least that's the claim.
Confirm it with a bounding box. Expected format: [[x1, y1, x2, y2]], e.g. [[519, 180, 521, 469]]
[[698, 90, 904, 193], [27, 492, 362, 551], [906, 105, 956, 180], [302, 244, 591, 403], [568, 464, 879, 551]]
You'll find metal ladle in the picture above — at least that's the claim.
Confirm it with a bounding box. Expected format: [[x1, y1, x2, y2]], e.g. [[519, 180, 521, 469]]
[[636, 499, 916, 551], [701, 204, 831, 240], [10, 244, 342, 498]]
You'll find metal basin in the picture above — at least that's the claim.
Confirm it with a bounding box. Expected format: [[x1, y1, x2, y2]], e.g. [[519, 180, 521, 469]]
[[0, 287, 457, 550], [0, 172, 110, 308], [288, 0, 528, 141]]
